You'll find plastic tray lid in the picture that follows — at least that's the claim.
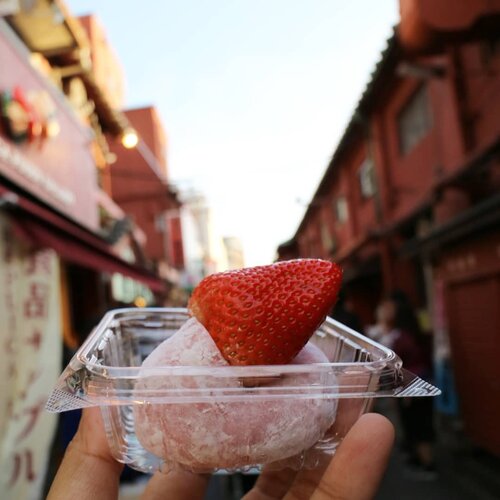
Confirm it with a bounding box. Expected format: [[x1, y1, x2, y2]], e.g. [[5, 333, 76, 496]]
[[46, 308, 441, 413]]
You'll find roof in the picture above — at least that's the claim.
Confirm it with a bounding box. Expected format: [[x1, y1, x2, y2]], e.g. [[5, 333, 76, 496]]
[[286, 31, 400, 242], [80, 70, 131, 135], [6, 0, 132, 137]]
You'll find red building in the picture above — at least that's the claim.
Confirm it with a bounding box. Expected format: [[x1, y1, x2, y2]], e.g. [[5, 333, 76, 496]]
[[278, 0, 500, 456], [108, 106, 185, 290], [76, 14, 185, 302]]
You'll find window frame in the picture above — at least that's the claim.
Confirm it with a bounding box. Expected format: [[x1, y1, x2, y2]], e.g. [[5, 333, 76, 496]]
[[397, 84, 433, 156], [334, 196, 349, 225]]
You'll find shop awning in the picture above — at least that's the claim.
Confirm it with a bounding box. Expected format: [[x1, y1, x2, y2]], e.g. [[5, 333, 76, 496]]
[[0, 186, 166, 293]]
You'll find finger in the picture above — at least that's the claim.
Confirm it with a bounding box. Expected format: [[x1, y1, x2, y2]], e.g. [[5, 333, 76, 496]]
[[308, 413, 394, 500], [47, 407, 124, 500], [140, 469, 210, 500], [280, 444, 341, 499], [69, 407, 114, 456], [242, 467, 297, 500], [283, 465, 328, 500]]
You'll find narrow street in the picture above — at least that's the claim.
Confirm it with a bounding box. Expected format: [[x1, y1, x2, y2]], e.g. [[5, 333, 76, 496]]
[[377, 443, 500, 500], [376, 402, 500, 500]]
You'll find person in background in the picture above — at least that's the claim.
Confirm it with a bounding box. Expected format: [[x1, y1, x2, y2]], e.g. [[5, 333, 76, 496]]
[[378, 290, 437, 479]]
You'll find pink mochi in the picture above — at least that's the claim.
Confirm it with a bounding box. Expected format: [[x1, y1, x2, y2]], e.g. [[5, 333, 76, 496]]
[[134, 318, 337, 470]]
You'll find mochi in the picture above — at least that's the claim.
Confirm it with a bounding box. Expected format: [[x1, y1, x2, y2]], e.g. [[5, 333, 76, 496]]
[[133, 318, 337, 470]]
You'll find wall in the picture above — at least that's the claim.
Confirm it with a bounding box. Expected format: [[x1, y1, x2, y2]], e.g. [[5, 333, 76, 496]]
[[108, 106, 177, 265], [126, 107, 168, 177], [78, 15, 125, 110], [459, 41, 500, 153], [436, 228, 500, 455]]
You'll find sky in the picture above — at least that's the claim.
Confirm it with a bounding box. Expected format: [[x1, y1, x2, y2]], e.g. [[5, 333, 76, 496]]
[[68, 0, 399, 267]]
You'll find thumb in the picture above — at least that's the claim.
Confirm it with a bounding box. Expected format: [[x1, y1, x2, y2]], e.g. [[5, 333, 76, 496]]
[[47, 407, 123, 499], [309, 413, 394, 500]]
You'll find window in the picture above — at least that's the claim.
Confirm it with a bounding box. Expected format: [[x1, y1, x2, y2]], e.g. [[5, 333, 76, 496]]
[[359, 158, 376, 198], [398, 85, 432, 155], [155, 213, 166, 232], [334, 196, 348, 224]]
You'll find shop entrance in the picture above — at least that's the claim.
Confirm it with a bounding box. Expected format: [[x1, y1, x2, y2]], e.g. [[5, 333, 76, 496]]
[[447, 272, 500, 456]]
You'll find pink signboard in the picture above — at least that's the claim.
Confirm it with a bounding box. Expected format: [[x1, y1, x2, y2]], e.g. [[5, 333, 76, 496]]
[[0, 21, 99, 231]]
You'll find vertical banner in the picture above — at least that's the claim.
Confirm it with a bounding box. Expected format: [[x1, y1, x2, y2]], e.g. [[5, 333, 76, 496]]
[[0, 215, 62, 500]]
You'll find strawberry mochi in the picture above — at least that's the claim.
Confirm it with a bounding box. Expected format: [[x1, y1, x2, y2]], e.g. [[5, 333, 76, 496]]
[[134, 318, 338, 470]]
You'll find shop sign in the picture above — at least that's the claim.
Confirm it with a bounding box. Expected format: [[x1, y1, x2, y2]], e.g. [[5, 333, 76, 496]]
[[0, 26, 99, 231], [0, 215, 62, 500], [0, 135, 75, 207]]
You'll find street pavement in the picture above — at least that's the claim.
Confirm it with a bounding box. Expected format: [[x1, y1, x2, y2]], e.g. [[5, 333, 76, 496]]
[[375, 401, 500, 500], [376, 433, 500, 500]]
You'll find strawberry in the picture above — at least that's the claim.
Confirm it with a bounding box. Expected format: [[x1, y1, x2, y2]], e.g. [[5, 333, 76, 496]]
[[188, 259, 342, 366]]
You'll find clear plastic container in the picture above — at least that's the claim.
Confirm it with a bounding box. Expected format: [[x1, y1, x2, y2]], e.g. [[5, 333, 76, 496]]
[[46, 308, 440, 474]]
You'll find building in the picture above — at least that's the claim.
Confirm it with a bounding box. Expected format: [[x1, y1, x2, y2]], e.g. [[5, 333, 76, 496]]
[[106, 106, 185, 301], [179, 191, 229, 285], [0, 3, 173, 497], [77, 14, 125, 110], [277, 0, 500, 456]]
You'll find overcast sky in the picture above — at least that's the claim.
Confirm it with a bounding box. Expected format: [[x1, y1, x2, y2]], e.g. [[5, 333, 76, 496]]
[[68, 0, 399, 266]]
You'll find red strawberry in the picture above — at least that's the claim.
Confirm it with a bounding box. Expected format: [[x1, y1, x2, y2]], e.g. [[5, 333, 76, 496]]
[[188, 259, 342, 366]]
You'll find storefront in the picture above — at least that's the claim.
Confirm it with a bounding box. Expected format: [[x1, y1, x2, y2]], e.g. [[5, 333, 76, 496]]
[[433, 210, 500, 456], [400, 152, 500, 456], [0, 18, 164, 499]]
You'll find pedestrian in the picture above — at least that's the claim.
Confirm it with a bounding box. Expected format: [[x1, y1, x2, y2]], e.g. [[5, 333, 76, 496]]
[[380, 290, 437, 479]]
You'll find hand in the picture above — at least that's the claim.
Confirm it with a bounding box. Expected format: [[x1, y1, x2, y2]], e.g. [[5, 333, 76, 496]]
[[48, 408, 394, 500]]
